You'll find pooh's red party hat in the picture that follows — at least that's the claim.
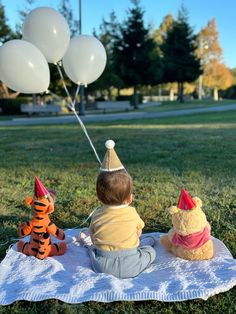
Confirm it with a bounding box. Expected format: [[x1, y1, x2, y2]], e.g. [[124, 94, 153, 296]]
[[177, 188, 195, 210]]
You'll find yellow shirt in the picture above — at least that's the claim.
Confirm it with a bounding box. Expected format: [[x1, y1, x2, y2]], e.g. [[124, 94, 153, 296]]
[[89, 204, 145, 251]]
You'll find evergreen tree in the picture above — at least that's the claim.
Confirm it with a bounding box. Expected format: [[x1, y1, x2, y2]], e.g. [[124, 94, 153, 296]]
[[161, 7, 201, 102], [16, 0, 35, 36], [88, 11, 123, 98], [0, 0, 13, 43], [59, 0, 79, 36], [0, 1, 20, 98], [113, 0, 161, 108]]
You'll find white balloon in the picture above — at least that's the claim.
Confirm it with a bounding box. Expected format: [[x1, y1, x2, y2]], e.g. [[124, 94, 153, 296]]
[[62, 35, 107, 85], [0, 40, 50, 94], [23, 7, 70, 63]]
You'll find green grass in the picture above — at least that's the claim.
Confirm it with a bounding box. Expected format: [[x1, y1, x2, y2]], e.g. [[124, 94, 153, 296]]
[[141, 99, 236, 112], [0, 110, 236, 313]]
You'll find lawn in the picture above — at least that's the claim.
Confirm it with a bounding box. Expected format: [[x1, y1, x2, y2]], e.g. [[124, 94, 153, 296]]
[[0, 110, 236, 313], [141, 99, 236, 112]]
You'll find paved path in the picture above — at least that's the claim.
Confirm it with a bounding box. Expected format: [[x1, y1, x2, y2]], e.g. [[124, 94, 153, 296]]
[[1, 103, 236, 127]]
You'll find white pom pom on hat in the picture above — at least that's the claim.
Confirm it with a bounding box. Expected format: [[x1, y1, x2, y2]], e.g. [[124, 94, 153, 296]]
[[100, 139, 125, 172], [105, 139, 115, 149]]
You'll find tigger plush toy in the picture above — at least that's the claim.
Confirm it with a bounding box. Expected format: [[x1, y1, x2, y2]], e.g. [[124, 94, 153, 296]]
[[17, 176, 66, 259]]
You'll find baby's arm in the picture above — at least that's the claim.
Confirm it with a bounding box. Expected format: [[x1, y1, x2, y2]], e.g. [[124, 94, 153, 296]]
[[88, 223, 95, 244], [137, 214, 145, 237], [137, 228, 142, 237]]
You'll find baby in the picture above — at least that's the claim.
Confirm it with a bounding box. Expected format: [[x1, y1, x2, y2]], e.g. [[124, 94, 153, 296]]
[[81, 140, 156, 278]]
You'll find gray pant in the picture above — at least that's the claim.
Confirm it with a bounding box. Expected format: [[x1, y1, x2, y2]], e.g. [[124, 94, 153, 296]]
[[88, 245, 156, 279]]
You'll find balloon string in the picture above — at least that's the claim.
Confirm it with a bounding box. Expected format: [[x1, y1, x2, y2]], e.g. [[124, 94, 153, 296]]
[[56, 63, 74, 108], [70, 107, 101, 164], [56, 63, 101, 165]]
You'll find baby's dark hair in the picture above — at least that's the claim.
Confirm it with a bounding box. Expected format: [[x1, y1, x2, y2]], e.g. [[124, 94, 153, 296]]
[[96, 170, 132, 206]]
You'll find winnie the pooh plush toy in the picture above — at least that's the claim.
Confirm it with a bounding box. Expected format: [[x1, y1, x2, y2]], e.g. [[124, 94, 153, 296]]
[[160, 188, 214, 260]]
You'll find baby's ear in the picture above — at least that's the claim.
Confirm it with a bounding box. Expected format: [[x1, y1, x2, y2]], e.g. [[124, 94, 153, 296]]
[[25, 196, 33, 206], [168, 206, 179, 215], [193, 197, 202, 208]]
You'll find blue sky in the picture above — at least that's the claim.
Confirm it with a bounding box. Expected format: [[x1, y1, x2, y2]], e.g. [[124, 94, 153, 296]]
[[2, 0, 236, 68]]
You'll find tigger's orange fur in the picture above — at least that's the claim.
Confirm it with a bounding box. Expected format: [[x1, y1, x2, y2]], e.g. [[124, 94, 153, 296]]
[[17, 193, 66, 259]]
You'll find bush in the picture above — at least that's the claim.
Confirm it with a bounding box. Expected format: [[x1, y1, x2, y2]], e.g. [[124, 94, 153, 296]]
[[116, 94, 143, 105], [220, 85, 236, 99], [0, 97, 31, 115]]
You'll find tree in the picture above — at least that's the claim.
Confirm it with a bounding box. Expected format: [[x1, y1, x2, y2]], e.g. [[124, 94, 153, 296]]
[[0, 1, 20, 98], [58, 0, 79, 36], [88, 11, 123, 99], [152, 14, 175, 100], [161, 6, 201, 102], [15, 0, 35, 36], [0, 0, 13, 43], [203, 61, 232, 100], [197, 19, 233, 100], [152, 14, 173, 56], [113, 0, 161, 108]]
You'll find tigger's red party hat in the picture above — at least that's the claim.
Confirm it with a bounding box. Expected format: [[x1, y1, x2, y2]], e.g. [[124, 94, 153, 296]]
[[177, 188, 195, 210], [34, 176, 49, 199]]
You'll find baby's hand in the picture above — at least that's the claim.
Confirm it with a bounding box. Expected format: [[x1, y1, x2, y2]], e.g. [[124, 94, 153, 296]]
[[137, 228, 142, 237]]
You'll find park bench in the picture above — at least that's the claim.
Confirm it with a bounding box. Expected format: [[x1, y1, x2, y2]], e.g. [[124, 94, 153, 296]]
[[21, 104, 61, 116], [96, 101, 132, 113]]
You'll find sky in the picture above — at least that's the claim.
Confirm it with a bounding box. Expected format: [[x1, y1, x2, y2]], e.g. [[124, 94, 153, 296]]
[[2, 0, 236, 68]]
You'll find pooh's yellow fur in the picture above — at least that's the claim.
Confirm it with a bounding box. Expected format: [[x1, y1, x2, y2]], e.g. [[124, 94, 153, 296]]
[[160, 197, 214, 260]]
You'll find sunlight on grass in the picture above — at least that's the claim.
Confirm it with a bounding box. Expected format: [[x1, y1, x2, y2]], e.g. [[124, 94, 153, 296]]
[[0, 110, 235, 312]]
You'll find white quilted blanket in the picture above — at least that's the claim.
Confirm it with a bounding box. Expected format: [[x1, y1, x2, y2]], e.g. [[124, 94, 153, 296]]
[[0, 229, 235, 305]]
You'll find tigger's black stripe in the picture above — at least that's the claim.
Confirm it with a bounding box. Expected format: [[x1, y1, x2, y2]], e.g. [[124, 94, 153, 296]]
[[54, 243, 59, 252], [31, 247, 38, 252], [22, 242, 28, 253], [56, 229, 59, 237], [34, 209, 44, 212], [34, 225, 43, 229], [26, 221, 30, 226], [43, 233, 49, 239], [33, 239, 39, 243], [35, 217, 44, 220], [34, 201, 46, 207], [21, 229, 25, 236], [62, 233, 65, 240], [48, 222, 53, 226]]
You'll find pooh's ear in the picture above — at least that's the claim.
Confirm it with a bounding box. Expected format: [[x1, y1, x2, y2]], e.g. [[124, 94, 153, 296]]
[[25, 196, 33, 206], [193, 197, 202, 208], [168, 206, 179, 215]]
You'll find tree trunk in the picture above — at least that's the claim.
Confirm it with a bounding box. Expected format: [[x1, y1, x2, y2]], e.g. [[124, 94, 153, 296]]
[[177, 82, 184, 103], [213, 87, 218, 101], [169, 88, 174, 101], [133, 85, 139, 110], [158, 85, 162, 96]]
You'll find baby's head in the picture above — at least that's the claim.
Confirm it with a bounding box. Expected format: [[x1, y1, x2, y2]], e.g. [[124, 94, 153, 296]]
[[96, 170, 132, 206], [98, 139, 132, 206]]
